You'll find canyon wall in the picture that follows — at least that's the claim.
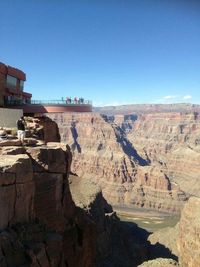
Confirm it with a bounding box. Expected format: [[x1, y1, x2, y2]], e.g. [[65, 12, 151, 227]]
[[0, 139, 148, 267], [0, 143, 98, 266], [94, 103, 200, 115], [126, 112, 200, 197], [47, 113, 186, 213], [177, 197, 200, 267], [1, 114, 200, 266], [148, 196, 200, 267]]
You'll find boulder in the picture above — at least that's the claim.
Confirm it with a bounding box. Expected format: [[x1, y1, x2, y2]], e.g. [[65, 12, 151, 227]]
[[138, 258, 179, 266]]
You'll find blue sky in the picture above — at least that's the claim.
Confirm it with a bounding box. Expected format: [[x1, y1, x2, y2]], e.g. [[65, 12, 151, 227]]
[[1, 0, 200, 106]]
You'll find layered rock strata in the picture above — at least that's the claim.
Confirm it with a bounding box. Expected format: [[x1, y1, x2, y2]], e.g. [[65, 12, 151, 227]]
[[0, 142, 148, 267], [1, 114, 200, 266], [127, 112, 200, 197], [47, 113, 186, 213], [177, 197, 200, 267], [94, 103, 200, 115], [147, 196, 200, 266], [0, 143, 96, 266]]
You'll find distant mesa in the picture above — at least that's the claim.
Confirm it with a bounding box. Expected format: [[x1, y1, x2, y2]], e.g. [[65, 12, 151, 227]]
[[0, 62, 92, 116], [94, 103, 200, 115]]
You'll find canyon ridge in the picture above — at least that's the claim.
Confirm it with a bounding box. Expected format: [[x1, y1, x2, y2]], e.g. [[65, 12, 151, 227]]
[[48, 104, 200, 214], [0, 104, 200, 266]]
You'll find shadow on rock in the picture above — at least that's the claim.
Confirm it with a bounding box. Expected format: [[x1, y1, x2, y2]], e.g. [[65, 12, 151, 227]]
[[103, 220, 178, 267], [70, 124, 82, 153]]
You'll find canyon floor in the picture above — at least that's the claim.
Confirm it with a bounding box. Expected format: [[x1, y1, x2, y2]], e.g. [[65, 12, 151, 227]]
[[113, 206, 180, 232]]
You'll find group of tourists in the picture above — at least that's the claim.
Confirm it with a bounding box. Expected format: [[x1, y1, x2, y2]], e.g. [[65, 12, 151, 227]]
[[65, 97, 84, 104]]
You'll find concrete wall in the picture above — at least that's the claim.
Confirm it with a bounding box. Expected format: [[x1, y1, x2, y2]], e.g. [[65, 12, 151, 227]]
[[0, 108, 23, 128]]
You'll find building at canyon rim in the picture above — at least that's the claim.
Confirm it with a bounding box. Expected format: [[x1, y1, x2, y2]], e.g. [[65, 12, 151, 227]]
[[0, 62, 92, 126]]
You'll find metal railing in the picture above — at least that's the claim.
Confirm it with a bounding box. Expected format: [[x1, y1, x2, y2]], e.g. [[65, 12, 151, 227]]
[[4, 99, 92, 106], [30, 99, 92, 105]]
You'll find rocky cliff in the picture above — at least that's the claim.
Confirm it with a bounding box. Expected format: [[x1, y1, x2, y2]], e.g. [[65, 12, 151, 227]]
[[47, 113, 186, 213], [0, 138, 149, 267], [0, 142, 98, 266], [147, 196, 200, 267], [126, 112, 200, 197], [177, 197, 200, 267], [1, 115, 200, 266]]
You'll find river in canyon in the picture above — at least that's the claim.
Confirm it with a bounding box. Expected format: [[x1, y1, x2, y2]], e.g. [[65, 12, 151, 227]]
[[113, 205, 180, 232]]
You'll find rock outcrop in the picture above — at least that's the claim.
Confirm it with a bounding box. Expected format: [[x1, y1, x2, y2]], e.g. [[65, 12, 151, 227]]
[[0, 153, 34, 229], [69, 175, 149, 267], [148, 225, 179, 258], [0, 143, 98, 266], [25, 116, 60, 143], [138, 258, 179, 267], [147, 196, 200, 266], [0, 141, 149, 267], [47, 112, 186, 213], [177, 197, 200, 267]]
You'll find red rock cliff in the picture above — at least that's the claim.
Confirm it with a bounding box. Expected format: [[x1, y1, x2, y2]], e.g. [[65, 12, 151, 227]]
[[0, 143, 98, 266], [0, 140, 148, 267], [47, 112, 186, 213], [177, 197, 200, 267], [127, 112, 200, 197]]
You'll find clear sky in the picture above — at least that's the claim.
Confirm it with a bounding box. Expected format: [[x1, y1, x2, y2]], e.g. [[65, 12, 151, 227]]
[[1, 0, 200, 106]]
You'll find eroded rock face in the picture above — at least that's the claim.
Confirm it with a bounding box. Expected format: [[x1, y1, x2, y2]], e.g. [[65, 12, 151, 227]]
[[126, 112, 200, 197], [148, 225, 179, 259], [0, 144, 97, 266], [26, 116, 60, 143], [69, 175, 151, 267], [0, 154, 34, 229], [146, 196, 200, 267], [177, 197, 200, 267], [1, 114, 200, 266], [47, 112, 186, 213], [0, 142, 150, 267]]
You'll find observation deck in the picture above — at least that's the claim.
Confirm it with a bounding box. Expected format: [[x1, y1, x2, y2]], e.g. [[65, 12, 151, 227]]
[[5, 99, 92, 115]]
